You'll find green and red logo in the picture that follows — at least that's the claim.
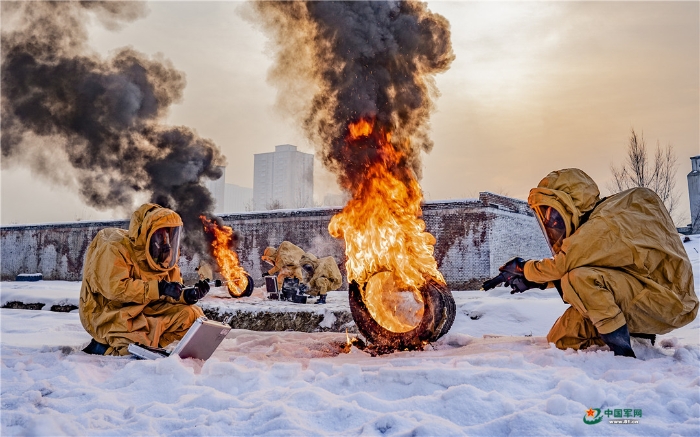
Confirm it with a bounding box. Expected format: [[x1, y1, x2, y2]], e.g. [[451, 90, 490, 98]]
[[583, 408, 603, 425]]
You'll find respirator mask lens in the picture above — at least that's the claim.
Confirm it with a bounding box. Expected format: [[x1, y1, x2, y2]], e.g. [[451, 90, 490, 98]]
[[534, 205, 566, 254], [149, 226, 182, 268]]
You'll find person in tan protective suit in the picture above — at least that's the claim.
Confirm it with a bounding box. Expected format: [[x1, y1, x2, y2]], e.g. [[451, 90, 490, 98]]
[[79, 203, 210, 356], [485, 168, 697, 357], [261, 241, 306, 290], [299, 253, 343, 304]]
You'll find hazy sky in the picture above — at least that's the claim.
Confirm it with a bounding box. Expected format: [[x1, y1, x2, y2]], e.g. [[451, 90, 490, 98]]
[[1, 1, 698, 225]]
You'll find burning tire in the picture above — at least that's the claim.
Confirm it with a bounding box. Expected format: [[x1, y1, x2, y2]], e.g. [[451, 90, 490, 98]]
[[349, 272, 455, 352], [227, 274, 254, 298]]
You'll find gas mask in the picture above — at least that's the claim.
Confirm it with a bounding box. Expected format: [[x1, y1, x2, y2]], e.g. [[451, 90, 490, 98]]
[[149, 226, 182, 269], [533, 205, 567, 255], [302, 263, 315, 281]]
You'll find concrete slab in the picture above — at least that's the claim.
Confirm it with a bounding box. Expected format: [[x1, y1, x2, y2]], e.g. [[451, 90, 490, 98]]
[[200, 286, 356, 333], [0, 281, 355, 333]]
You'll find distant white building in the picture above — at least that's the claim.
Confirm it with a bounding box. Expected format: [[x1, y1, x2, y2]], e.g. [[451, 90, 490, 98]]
[[203, 167, 254, 214], [323, 192, 350, 207], [225, 183, 253, 213], [254, 145, 314, 210]]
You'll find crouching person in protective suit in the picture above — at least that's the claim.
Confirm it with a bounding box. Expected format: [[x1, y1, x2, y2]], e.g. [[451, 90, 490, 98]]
[[484, 168, 697, 357], [300, 253, 343, 304], [261, 241, 306, 290], [79, 203, 210, 356]]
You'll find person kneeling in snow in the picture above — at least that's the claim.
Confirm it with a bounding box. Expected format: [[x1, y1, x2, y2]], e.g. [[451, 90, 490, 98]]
[[261, 241, 306, 291], [299, 253, 343, 304], [79, 203, 210, 356], [486, 168, 697, 357]]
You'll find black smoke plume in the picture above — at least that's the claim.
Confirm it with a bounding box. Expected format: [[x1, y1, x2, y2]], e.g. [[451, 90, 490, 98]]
[[252, 0, 454, 191], [1, 1, 226, 254]]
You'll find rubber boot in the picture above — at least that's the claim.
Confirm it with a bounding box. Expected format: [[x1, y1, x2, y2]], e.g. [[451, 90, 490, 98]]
[[600, 324, 636, 358], [631, 333, 656, 346], [315, 294, 327, 304], [82, 338, 109, 355]]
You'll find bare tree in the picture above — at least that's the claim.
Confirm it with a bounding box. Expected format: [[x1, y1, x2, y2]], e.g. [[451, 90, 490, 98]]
[[610, 129, 680, 218], [291, 188, 315, 209], [266, 199, 284, 210], [244, 199, 255, 212]]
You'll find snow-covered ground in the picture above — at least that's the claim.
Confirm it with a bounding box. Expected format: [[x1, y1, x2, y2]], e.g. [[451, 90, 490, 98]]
[[1, 236, 699, 436]]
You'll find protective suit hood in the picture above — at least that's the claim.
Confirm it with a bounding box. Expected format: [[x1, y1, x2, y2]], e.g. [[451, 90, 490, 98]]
[[299, 252, 318, 281], [128, 203, 183, 272], [528, 168, 601, 248], [299, 253, 319, 271], [301, 254, 342, 296], [262, 246, 277, 261]]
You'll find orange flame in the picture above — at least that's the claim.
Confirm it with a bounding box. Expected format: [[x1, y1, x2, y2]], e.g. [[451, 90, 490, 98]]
[[348, 119, 373, 138], [200, 216, 250, 297], [328, 118, 444, 333]]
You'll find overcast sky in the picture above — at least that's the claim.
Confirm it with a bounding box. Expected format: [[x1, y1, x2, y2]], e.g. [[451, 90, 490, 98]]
[[1, 1, 698, 225]]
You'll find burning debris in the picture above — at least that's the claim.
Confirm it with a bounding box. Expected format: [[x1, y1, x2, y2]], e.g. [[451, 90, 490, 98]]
[[200, 216, 253, 298], [0, 1, 226, 256], [339, 328, 367, 354], [253, 1, 456, 352]]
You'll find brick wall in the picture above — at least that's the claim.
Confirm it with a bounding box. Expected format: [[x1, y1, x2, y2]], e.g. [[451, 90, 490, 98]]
[[1, 193, 551, 290]]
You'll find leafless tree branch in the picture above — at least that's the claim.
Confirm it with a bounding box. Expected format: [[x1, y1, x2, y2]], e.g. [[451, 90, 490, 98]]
[[244, 199, 255, 212], [266, 199, 284, 210], [609, 128, 680, 219]]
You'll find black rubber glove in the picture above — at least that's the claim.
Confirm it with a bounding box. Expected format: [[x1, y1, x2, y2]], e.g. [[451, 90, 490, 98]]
[[501, 258, 545, 294], [482, 257, 546, 294], [184, 280, 210, 304], [158, 281, 183, 300], [505, 276, 544, 294]]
